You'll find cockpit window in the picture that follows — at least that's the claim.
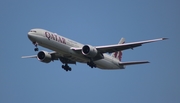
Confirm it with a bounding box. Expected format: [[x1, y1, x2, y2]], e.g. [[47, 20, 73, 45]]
[[30, 30, 36, 33]]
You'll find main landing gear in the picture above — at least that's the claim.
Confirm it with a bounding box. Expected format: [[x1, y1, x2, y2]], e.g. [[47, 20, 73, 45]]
[[33, 42, 39, 51], [87, 61, 96, 68], [62, 64, 72, 71]]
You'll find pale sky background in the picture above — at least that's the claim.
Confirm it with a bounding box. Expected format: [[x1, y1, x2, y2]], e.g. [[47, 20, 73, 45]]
[[0, 0, 180, 103]]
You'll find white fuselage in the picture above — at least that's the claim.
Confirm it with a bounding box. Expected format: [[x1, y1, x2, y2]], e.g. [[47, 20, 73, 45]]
[[28, 29, 124, 69]]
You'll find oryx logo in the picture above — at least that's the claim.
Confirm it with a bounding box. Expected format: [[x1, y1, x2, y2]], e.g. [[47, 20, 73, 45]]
[[114, 51, 122, 61]]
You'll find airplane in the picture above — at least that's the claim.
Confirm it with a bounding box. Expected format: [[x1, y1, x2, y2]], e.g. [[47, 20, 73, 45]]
[[22, 28, 167, 71]]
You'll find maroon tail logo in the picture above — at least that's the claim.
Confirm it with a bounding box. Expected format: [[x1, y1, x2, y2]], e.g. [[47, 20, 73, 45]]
[[114, 51, 122, 61]]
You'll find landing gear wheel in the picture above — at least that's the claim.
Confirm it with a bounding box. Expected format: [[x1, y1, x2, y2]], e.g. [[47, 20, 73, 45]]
[[65, 68, 68, 72], [87, 61, 96, 68], [68, 67, 72, 71], [33, 42, 38, 51], [62, 64, 72, 72], [34, 48, 38, 51]]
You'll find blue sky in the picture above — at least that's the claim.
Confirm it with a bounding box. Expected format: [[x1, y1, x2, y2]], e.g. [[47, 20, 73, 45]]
[[0, 0, 179, 103]]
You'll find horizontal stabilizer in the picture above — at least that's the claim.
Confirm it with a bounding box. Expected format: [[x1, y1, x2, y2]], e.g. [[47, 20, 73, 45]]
[[119, 61, 149, 65]]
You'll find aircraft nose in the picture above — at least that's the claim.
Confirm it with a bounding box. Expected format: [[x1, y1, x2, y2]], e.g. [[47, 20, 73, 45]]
[[28, 31, 36, 41], [28, 32, 33, 38]]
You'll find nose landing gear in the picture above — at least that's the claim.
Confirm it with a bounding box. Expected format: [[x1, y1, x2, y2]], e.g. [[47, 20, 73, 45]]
[[33, 42, 39, 51]]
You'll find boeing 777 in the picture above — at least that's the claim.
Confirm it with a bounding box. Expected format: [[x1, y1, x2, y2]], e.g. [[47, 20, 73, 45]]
[[22, 28, 167, 71]]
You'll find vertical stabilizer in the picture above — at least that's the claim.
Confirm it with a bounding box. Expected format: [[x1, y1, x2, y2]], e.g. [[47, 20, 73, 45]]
[[111, 38, 125, 61]]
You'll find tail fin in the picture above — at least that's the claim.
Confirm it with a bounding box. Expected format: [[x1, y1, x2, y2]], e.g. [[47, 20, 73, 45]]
[[111, 38, 125, 61]]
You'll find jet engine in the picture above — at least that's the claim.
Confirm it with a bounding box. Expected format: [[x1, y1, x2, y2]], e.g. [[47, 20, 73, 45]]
[[37, 51, 52, 63], [82, 45, 98, 57]]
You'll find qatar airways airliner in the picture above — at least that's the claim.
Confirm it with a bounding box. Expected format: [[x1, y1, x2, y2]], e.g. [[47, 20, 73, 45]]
[[22, 28, 167, 71]]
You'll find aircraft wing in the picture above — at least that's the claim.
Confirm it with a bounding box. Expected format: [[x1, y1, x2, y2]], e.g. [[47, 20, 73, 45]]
[[21, 51, 76, 64], [21, 55, 37, 58], [21, 51, 57, 59], [71, 38, 167, 54], [96, 38, 167, 53]]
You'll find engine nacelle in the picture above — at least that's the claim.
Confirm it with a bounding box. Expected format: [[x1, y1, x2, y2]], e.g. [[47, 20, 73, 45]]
[[37, 51, 52, 63], [82, 45, 98, 57]]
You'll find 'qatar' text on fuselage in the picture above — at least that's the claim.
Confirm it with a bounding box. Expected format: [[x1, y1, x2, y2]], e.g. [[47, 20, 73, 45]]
[[45, 32, 66, 44]]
